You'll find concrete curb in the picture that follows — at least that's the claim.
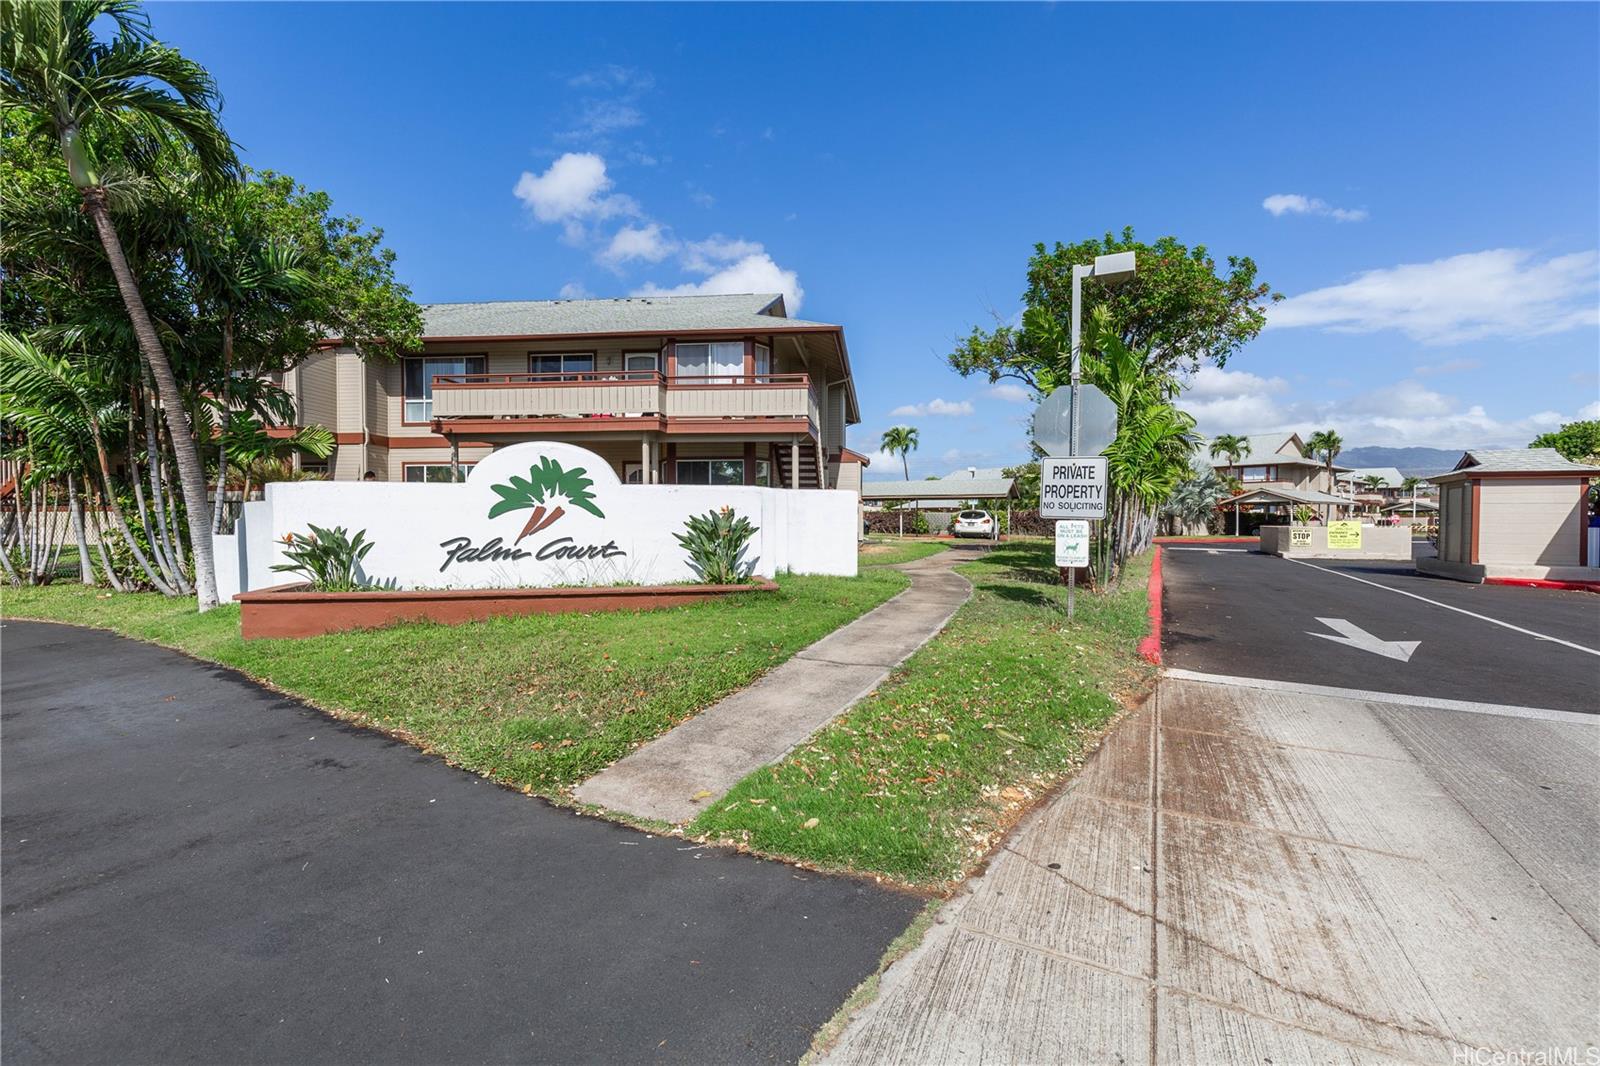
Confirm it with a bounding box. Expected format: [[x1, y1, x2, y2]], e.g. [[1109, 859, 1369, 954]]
[[1484, 576, 1600, 594]]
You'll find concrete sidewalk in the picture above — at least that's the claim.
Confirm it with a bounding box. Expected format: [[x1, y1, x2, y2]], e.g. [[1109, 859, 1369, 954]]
[[576, 549, 973, 824], [822, 677, 1600, 1064]]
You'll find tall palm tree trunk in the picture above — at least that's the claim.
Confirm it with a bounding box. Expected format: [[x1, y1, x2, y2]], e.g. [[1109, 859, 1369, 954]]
[[68, 473, 95, 585], [82, 187, 218, 609]]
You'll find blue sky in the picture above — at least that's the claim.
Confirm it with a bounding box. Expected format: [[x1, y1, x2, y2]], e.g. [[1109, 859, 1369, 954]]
[[155, 2, 1599, 477]]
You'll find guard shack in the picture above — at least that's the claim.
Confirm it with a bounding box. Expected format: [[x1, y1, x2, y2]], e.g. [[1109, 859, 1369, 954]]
[[1419, 448, 1598, 583]]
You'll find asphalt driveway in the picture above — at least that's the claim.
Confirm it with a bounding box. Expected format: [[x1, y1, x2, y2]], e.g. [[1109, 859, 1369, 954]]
[[0, 621, 922, 1065]]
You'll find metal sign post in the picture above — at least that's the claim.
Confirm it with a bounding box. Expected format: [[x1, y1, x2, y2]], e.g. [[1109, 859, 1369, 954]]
[[1040, 455, 1108, 619]]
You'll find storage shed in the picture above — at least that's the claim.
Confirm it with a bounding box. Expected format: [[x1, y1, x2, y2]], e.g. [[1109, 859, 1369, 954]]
[[1419, 448, 1599, 583]]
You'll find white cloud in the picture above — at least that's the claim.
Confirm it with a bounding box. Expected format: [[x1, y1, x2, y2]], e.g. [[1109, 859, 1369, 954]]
[[682, 235, 767, 274], [889, 398, 975, 417], [558, 100, 645, 142], [988, 383, 1033, 404], [566, 65, 654, 93], [1268, 248, 1600, 344], [1185, 365, 1289, 399], [598, 223, 676, 269], [1262, 192, 1368, 222], [686, 184, 715, 209], [1184, 370, 1584, 451], [633, 252, 805, 314], [1413, 358, 1481, 377], [1580, 401, 1600, 419], [558, 281, 592, 300], [513, 153, 637, 226]]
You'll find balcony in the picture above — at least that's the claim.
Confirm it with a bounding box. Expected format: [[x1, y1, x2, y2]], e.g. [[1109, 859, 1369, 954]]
[[430, 371, 820, 435]]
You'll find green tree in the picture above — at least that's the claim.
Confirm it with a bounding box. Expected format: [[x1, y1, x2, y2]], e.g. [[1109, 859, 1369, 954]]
[[948, 227, 1280, 393], [3, 0, 240, 610], [1002, 461, 1040, 508], [880, 425, 919, 480], [1530, 420, 1600, 463], [1305, 429, 1344, 522], [1162, 470, 1229, 535], [1208, 433, 1251, 534], [1400, 475, 1423, 520]]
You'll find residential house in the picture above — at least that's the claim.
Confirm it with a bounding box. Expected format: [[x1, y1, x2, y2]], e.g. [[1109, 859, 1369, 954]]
[[1203, 432, 1353, 521], [278, 294, 864, 491]]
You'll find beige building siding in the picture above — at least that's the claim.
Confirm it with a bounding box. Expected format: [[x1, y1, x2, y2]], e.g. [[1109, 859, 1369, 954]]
[[824, 383, 847, 454], [297, 350, 339, 430], [332, 441, 367, 482], [387, 446, 493, 482], [836, 459, 862, 494], [1478, 478, 1581, 565], [333, 350, 365, 435]]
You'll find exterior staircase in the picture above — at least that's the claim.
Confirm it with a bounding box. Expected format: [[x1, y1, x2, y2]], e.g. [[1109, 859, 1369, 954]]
[[771, 445, 821, 489]]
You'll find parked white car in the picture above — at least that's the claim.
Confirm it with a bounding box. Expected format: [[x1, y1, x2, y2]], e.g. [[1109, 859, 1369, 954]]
[[952, 509, 996, 539]]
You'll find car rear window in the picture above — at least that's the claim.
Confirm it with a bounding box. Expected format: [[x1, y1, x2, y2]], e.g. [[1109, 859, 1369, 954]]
[[958, 510, 987, 519]]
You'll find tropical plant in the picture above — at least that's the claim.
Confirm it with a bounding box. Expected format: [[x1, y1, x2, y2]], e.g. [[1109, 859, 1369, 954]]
[[270, 523, 373, 591], [487, 457, 603, 543], [1002, 461, 1040, 508], [880, 425, 919, 480], [674, 506, 758, 585], [1400, 475, 1423, 519], [1162, 470, 1229, 534], [215, 415, 333, 523], [3, 0, 243, 610], [1305, 429, 1344, 521], [1292, 504, 1317, 524], [1208, 433, 1250, 534]]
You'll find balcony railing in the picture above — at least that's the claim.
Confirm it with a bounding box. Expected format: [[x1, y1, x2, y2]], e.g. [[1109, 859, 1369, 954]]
[[430, 371, 820, 431]]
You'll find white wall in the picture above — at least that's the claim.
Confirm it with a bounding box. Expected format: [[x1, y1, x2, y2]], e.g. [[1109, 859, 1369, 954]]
[[229, 441, 858, 592]]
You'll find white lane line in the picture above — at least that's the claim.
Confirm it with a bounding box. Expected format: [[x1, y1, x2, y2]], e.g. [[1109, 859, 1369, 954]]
[[1282, 556, 1600, 658], [1162, 669, 1596, 725]]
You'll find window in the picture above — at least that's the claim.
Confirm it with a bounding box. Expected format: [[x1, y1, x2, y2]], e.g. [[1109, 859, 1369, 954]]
[[623, 462, 646, 484], [958, 510, 988, 520], [1240, 466, 1272, 482], [529, 353, 594, 380], [404, 355, 485, 423], [674, 341, 744, 379], [754, 459, 770, 487], [404, 463, 475, 483], [676, 459, 745, 485], [624, 352, 659, 378], [754, 343, 771, 380]]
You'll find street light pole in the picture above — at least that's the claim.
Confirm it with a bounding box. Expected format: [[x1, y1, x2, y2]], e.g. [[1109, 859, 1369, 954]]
[[1064, 252, 1135, 622]]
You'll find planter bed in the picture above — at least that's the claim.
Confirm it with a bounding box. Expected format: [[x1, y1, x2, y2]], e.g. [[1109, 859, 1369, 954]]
[[235, 580, 780, 639]]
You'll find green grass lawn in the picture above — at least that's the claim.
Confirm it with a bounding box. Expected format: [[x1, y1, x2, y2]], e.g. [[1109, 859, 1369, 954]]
[[858, 538, 948, 567], [0, 570, 907, 797], [691, 541, 1156, 886]]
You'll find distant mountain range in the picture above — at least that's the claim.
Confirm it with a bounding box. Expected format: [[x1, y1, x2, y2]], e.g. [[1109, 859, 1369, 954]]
[[1337, 446, 1463, 477]]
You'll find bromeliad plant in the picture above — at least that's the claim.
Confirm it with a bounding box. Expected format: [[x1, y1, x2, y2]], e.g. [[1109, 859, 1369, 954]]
[[271, 524, 374, 591], [675, 507, 759, 585]]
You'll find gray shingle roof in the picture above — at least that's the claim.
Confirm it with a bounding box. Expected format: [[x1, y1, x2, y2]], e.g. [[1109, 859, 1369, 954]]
[[418, 293, 839, 338], [1337, 467, 1406, 487], [1431, 447, 1600, 481]]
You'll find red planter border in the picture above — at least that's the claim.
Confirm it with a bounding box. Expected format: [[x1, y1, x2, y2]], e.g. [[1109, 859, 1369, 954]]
[[234, 580, 780, 640]]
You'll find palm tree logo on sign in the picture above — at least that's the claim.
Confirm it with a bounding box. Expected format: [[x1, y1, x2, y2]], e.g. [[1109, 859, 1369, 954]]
[[486, 457, 606, 542]]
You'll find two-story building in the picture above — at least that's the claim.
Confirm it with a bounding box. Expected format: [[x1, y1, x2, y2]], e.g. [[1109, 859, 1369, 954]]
[[280, 293, 865, 492], [1207, 432, 1353, 522]]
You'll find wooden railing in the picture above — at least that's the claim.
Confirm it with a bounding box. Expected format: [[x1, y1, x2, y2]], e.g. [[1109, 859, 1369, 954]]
[[429, 371, 820, 431]]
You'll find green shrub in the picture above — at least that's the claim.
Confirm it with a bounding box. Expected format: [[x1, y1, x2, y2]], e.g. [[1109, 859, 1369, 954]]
[[674, 506, 758, 585], [271, 524, 374, 591]]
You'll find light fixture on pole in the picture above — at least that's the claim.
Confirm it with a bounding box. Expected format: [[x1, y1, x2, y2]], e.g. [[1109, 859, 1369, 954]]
[[1066, 251, 1136, 620]]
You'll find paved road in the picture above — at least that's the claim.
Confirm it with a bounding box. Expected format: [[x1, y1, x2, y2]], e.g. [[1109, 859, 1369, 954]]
[[1, 621, 921, 1065], [1161, 547, 1597, 713]]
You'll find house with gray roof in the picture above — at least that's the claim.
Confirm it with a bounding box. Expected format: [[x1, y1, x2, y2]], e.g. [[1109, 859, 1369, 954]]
[[1205, 432, 1354, 521], [1421, 448, 1600, 582], [282, 293, 865, 491]]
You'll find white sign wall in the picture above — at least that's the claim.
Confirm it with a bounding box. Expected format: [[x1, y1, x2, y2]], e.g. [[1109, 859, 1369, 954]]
[[226, 442, 859, 593]]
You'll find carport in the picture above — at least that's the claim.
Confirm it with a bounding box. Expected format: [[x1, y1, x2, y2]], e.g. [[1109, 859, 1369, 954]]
[[1218, 485, 1353, 524], [1420, 448, 1599, 583], [861, 477, 1017, 538]]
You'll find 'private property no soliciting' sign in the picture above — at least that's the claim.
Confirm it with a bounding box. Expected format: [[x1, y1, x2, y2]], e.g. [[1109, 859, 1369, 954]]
[[1040, 456, 1109, 520]]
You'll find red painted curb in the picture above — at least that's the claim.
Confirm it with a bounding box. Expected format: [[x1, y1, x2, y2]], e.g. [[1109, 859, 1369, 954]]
[[1483, 577, 1600, 594], [1138, 545, 1163, 665], [1153, 536, 1256, 545]]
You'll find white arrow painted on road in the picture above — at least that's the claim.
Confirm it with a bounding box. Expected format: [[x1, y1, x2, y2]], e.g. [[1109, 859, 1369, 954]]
[[1307, 618, 1420, 662]]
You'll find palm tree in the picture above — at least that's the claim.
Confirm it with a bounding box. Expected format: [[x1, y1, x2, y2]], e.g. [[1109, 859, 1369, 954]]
[[880, 425, 919, 480], [1162, 470, 1228, 535], [1401, 475, 1422, 520], [1305, 429, 1343, 522], [1357, 473, 1385, 517], [3, 0, 241, 610], [1208, 433, 1250, 534]]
